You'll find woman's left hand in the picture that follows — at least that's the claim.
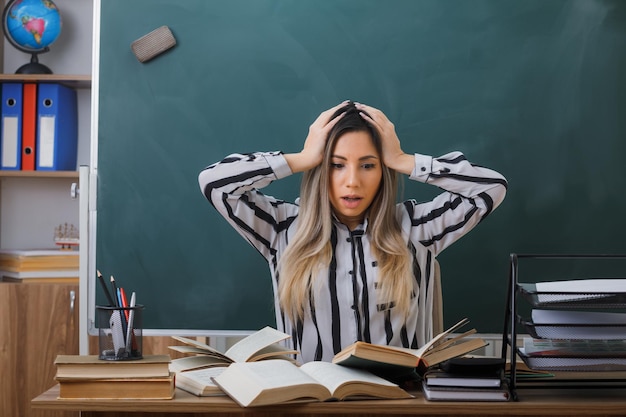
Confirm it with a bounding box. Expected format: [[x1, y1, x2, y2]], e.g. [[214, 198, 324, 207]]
[[355, 103, 415, 175]]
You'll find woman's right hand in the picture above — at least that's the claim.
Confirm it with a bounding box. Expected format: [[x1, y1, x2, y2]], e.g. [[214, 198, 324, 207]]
[[285, 101, 348, 173]]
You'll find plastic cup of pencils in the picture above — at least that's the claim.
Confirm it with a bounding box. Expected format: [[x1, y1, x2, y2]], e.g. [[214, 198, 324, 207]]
[[96, 305, 144, 361]]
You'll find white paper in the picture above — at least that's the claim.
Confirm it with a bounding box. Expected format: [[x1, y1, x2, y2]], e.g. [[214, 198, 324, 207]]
[[535, 279, 626, 303], [531, 309, 626, 339]]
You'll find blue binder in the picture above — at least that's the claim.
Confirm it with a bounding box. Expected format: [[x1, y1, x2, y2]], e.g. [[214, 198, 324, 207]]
[[1, 83, 24, 170], [36, 83, 78, 171]]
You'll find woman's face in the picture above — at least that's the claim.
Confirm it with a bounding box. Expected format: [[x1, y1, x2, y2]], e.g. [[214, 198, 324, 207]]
[[328, 130, 383, 230]]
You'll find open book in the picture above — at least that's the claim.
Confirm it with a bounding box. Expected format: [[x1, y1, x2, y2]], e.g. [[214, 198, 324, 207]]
[[212, 359, 413, 407], [169, 326, 298, 373], [332, 318, 486, 376]]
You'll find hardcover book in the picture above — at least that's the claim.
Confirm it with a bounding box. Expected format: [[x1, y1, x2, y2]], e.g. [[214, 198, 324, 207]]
[[0, 249, 78, 271], [421, 381, 510, 402], [332, 318, 487, 376], [56, 373, 175, 399], [424, 369, 503, 388], [54, 354, 171, 379]]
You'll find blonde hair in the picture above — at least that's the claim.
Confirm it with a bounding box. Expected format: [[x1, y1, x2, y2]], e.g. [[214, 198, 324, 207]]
[[277, 104, 414, 322]]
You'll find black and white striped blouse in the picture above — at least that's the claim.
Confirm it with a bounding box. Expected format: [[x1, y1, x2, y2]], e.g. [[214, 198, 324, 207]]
[[198, 151, 507, 363]]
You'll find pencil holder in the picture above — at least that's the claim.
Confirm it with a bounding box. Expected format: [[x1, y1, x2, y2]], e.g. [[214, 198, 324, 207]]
[[96, 305, 144, 361]]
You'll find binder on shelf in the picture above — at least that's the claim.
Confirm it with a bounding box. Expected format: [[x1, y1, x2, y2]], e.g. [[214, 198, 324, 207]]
[[21, 83, 37, 171], [36, 83, 78, 171], [1, 82, 24, 170]]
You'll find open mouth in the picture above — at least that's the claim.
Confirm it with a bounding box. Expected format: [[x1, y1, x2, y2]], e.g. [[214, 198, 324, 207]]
[[341, 196, 363, 208]]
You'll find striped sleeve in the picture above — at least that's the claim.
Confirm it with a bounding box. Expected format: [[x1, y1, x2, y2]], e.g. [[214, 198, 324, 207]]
[[198, 152, 297, 260], [403, 152, 507, 255]]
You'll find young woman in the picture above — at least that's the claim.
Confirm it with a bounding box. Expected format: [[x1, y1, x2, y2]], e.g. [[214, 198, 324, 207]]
[[198, 101, 507, 363]]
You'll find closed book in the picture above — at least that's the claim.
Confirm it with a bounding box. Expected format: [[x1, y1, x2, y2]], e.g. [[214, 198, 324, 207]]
[[1, 270, 79, 282], [175, 367, 227, 396], [57, 373, 175, 399], [422, 381, 510, 402], [0, 249, 79, 272], [55, 354, 171, 379], [424, 369, 503, 388], [425, 357, 506, 388]]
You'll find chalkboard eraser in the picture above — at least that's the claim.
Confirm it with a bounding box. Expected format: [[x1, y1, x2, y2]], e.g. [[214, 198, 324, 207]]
[[131, 26, 177, 63]]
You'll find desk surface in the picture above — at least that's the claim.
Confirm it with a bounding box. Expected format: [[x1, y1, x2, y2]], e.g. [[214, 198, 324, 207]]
[[32, 384, 626, 416]]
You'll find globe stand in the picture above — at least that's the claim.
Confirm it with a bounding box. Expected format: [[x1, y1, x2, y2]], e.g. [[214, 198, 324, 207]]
[[15, 52, 53, 75]]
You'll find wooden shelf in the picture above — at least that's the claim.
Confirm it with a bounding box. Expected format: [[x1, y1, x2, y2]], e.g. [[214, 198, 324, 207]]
[[0, 74, 91, 89], [0, 170, 78, 179]]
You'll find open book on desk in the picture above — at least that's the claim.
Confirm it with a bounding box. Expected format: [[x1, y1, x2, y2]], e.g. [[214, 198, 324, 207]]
[[332, 318, 487, 378], [169, 326, 298, 373], [212, 359, 413, 407]]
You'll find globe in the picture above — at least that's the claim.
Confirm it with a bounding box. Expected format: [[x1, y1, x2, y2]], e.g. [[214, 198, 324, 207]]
[[2, 0, 63, 74]]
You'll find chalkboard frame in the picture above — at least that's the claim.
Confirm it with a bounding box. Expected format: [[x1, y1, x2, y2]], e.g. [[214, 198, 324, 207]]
[[87, 0, 626, 337]]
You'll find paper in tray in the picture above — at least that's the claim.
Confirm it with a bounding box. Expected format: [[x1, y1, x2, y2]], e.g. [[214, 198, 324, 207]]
[[518, 281, 626, 308], [518, 348, 626, 372], [518, 309, 626, 340]]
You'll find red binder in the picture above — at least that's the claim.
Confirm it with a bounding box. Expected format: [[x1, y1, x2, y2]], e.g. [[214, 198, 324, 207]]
[[21, 83, 37, 171]]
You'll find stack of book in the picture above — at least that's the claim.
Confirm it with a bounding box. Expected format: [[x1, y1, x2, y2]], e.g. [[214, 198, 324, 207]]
[[54, 354, 175, 399], [0, 249, 79, 283], [421, 357, 510, 402]]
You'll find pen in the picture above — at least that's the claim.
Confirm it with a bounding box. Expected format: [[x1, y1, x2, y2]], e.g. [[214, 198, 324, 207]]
[[115, 287, 129, 355], [97, 270, 116, 307], [110, 275, 120, 307], [125, 292, 136, 354], [119, 287, 130, 321]]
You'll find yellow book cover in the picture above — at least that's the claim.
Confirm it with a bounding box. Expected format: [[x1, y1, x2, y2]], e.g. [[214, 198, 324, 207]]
[[57, 373, 175, 399], [55, 354, 171, 379]]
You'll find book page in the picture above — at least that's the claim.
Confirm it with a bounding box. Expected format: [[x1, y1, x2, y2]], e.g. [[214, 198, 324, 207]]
[[225, 326, 290, 362], [388, 317, 470, 359], [169, 345, 225, 355], [175, 366, 226, 395], [178, 367, 225, 384], [248, 343, 298, 361], [212, 360, 331, 407], [300, 361, 398, 395], [171, 336, 228, 359], [170, 355, 231, 372], [420, 338, 487, 367]]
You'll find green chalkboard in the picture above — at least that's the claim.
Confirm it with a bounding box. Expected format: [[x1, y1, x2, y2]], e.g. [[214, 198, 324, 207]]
[[96, 0, 626, 333]]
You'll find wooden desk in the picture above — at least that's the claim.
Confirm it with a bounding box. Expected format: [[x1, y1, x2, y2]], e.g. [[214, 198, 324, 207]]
[[33, 385, 626, 417]]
